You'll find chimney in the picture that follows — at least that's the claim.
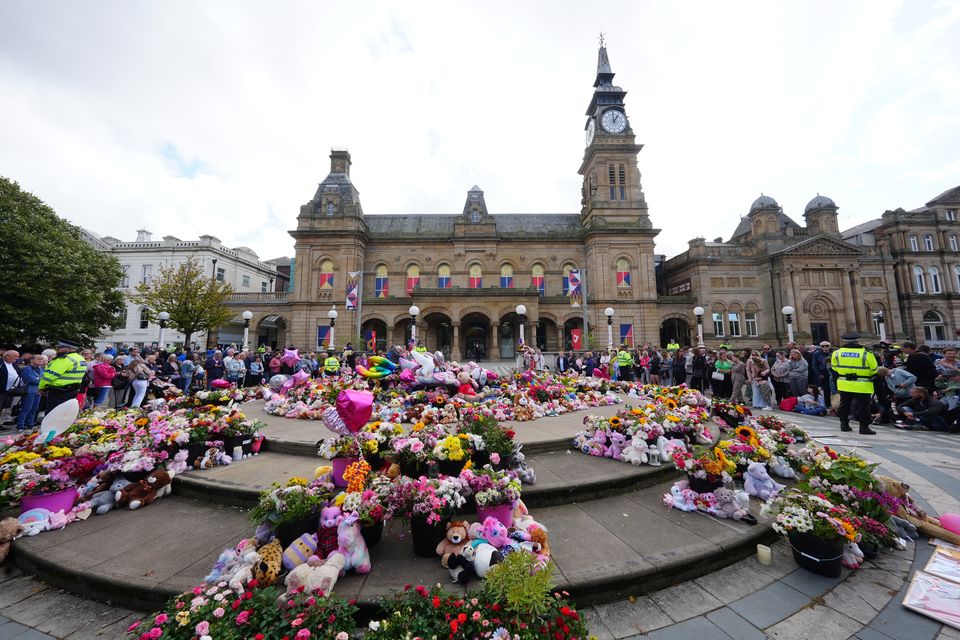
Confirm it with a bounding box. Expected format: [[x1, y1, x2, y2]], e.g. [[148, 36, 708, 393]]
[[330, 148, 351, 176], [136, 229, 153, 242]]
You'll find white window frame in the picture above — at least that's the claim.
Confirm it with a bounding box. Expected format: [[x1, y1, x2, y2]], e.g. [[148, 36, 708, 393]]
[[914, 266, 926, 293], [948, 209, 956, 222], [872, 313, 881, 336], [712, 312, 724, 337], [745, 311, 758, 336], [924, 234, 935, 251], [141, 264, 153, 285], [241, 274, 250, 288], [950, 235, 958, 252], [923, 311, 946, 342], [909, 235, 919, 252], [261, 281, 268, 293], [138, 307, 149, 330], [929, 266, 942, 294], [118, 306, 128, 328], [216, 267, 226, 283], [727, 312, 741, 337]]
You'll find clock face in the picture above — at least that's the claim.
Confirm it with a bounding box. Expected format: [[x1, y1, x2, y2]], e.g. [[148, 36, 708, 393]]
[[601, 109, 627, 134], [585, 119, 596, 146]]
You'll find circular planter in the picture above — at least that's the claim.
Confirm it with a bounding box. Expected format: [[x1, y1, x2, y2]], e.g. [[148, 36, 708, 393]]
[[476, 501, 514, 528], [21, 487, 78, 515], [788, 531, 845, 577], [437, 458, 466, 477], [686, 473, 723, 494], [361, 520, 384, 549], [410, 515, 446, 558], [330, 457, 360, 488], [274, 513, 321, 550]]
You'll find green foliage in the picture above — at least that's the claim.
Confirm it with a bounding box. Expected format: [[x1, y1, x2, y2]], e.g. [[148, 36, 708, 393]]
[[132, 258, 234, 347], [482, 551, 555, 617], [0, 176, 125, 345]]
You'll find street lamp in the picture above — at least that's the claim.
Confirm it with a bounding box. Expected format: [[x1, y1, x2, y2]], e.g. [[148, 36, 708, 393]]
[[516, 304, 527, 345], [693, 306, 704, 346], [873, 311, 887, 343], [604, 307, 615, 349], [327, 307, 338, 350], [241, 310, 253, 350], [782, 305, 795, 344], [409, 305, 420, 345], [157, 311, 170, 349]]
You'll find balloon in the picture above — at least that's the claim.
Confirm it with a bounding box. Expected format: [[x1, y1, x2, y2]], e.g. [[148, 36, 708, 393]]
[[399, 369, 416, 383], [940, 513, 960, 535], [399, 357, 418, 370], [355, 356, 397, 379], [336, 390, 374, 433], [322, 407, 350, 436], [521, 370, 534, 383], [34, 398, 79, 446], [410, 350, 435, 377], [291, 370, 310, 388], [261, 389, 274, 401], [280, 348, 301, 368], [268, 374, 289, 391], [210, 378, 231, 390]]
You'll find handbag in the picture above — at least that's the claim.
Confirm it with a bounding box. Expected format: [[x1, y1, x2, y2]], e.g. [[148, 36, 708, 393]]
[[711, 371, 725, 381], [6, 374, 27, 397]]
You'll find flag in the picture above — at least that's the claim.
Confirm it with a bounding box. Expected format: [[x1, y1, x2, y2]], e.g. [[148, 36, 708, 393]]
[[406, 276, 420, 295], [375, 276, 389, 298], [620, 323, 634, 347], [319, 272, 334, 290], [532, 275, 544, 295], [469, 276, 483, 288], [438, 275, 451, 288], [616, 270, 631, 287], [500, 275, 513, 288], [317, 325, 331, 348], [364, 329, 377, 352], [345, 272, 359, 310], [570, 329, 583, 350], [568, 270, 582, 307]]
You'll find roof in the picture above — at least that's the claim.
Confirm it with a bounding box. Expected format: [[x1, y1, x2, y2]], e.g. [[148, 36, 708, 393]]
[[804, 194, 836, 213], [730, 211, 801, 240], [927, 185, 960, 206], [363, 213, 583, 238], [840, 218, 883, 239], [750, 195, 779, 212]]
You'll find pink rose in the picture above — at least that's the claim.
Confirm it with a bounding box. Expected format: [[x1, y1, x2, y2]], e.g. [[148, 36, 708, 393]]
[[490, 453, 501, 464], [196, 621, 210, 635], [148, 628, 163, 639], [154, 614, 168, 625], [213, 607, 225, 618], [296, 630, 311, 639], [236, 610, 251, 625]]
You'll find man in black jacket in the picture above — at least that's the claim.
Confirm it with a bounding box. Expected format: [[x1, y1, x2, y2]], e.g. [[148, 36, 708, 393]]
[[902, 341, 938, 393], [896, 387, 947, 431], [0, 350, 22, 426]]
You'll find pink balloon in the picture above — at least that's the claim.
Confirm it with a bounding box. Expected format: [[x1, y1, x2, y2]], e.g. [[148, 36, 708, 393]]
[[399, 369, 415, 383], [940, 513, 960, 535], [210, 378, 231, 389], [322, 407, 350, 436], [280, 348, 301, 368], [279, 379, 295, 395], [522, 370, 533, 383], [291, 370, 310, 387], [336, 390, 374, 433]]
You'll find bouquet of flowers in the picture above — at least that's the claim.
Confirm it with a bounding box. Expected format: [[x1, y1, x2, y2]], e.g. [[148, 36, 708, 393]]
[[0, 456, 75, 502], [460, 466, 521, 507], [432, 434, 470, 462], [316, 435, 361, 459], [106, 448, 164, 474], [670, 446, 735, 484], [250, 477, 335, 526], [716, 426, 772, 466], [386, 476, 467, 524], [762, 489, 860, 543]]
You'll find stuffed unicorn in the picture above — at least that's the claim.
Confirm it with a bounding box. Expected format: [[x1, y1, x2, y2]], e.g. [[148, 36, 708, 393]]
[[337, 511, 371, 574], [662, 480, 698, 512]]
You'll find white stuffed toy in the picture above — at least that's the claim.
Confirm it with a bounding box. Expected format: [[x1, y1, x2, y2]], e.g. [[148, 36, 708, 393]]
[[656, 436, 686, 463], [768, 455, 797, 479], [284, 552, 345, 596], [743, 462, 785, 501], [620, 435, 649, 466]]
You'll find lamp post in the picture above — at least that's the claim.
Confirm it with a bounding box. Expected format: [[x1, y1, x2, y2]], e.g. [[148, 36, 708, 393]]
[[327, 307, 338, 350], [873, 311, 887, 343], [693, 306, 704, 346], [408, 305, 420, 345], [241, 310, 253, 351], [782, 306, 795, 344], [157, 311, 170, 349], [516, 304, 527, 345], [604, 307, 615, 349]]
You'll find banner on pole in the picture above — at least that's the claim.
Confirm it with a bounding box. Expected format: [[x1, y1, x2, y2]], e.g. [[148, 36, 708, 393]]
[[568, 269, 582, 307], [345, 272, 359, 310]]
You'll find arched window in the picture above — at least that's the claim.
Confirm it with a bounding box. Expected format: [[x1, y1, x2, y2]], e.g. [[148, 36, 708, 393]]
[[405, 265, 420, 295], [326, 202, 335, 216], [924, 234, 935, 251], [374, 265, 389, 298], [437, 264, 451, 289], [951, 235, 958, 252], [531, 263, 545, 296], [929, 266, 942, 293], [499, 264, 514, 289], [117, 306, 128, 329], [616, 258, 631, 288], [745, 308, 759, 336], [562, 263, 577, 296], [319, 259, 334, 290], [914, 266, 926, 293], [470, 209, 480, 223], [909, 235, 919, 252], [138, 307, 149, 330], [469, 264, 483, 289], [923, 310, 946, 342], [712, 309, 725, 337], [870, 305, 885, 336]]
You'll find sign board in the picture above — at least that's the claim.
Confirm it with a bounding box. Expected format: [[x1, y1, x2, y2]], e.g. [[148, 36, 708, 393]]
[[667, 278, 692, 296]]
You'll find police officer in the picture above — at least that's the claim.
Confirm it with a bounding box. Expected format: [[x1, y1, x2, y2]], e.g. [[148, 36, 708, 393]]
[[414, 341, 428, 354], [322, 351, 341, 377], [830, 332, 878, 435], [667, 338, 680, 352], [616, 346, 635, 382], [39, 339, 88, 412]]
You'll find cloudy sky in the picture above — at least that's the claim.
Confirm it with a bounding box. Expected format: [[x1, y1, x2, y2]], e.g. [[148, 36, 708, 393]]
[[2, 1, 958, 261]]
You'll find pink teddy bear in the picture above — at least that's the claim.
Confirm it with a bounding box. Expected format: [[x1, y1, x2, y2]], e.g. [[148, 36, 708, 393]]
[[317, 506, 342, 559], [605, 432, 627, 461], [479, 516, 512, 549]]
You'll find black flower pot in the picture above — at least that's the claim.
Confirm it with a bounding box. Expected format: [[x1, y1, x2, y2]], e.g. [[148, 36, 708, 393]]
[[472, 451, 490, 468], [364, 452, 384, 470], [788, 531, 844, 577], [860, 539, 880, 559], [361, 520, 384, 549], [186, 443, 209, 464], [410, 515, 446, 558], [225, 434, 253, 456], [437, 458, 466, 477], [274, 513, 321, 550], [399, 459, 424, 478], [687, 473, 723, 494]]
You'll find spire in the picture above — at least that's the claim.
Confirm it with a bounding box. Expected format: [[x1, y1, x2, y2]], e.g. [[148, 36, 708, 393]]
[[595, 46, 614, 87], [585, 40, 626, 116]]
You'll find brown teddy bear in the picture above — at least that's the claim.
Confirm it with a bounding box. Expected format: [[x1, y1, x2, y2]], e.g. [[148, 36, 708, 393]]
[[529, 527, 551, 559], [436, 520, 471, 568], [877, 475, 960, 545], [115, 469, 173, 510], [0, 518, 24, 563]]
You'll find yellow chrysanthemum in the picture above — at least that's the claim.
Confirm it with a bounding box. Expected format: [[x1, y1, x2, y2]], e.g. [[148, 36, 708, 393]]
[[286, 476, 308, 487], [45, 446, 73, 459], [334, 493, 346, 507]]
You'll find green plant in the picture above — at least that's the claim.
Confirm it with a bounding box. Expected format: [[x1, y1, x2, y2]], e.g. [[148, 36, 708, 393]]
[[249, 481, 331, 526], [482, 551, 555, 617]]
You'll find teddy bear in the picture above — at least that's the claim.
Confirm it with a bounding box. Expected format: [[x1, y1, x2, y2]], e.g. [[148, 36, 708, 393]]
[[436, 520, 471, 568], [453, 371, 485, 401], [462, 540, 501, 579], [743, 462, 784, 501], [116, 469, 172, 509], [447, 551, 474, 585], [877, 475, 960, 545], [79, 470, 114, 500], [226, 545, 261, 593], [511, 443, 536, 485], [284, 551, 346, 596], [656, 436, 686, 463], [115, 481, 152, 510], [193, 447, 219, 470], [317, 505, 342, 559], [511, 500, 544, 534], [90, 477, 130, 515], [620, 435, 650, 466], [662, 479, 698, 512], [337, 511, 371, 574], [842, 541, 865, 569], [478, 516, 512, 550], [768, 455, 797, 480], [0, 517, 23, 562], [282, 533, 319, 571], [605, 432, 627, 461], [711, 487, 757, 525], [167, 450, 190, 476], [529, 527, 550, 560]]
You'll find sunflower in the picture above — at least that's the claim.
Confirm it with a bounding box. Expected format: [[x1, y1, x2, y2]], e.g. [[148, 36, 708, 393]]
[[735, 425, 757, 442], [608, 417, 622, 428], [630, 408, 643, 416]]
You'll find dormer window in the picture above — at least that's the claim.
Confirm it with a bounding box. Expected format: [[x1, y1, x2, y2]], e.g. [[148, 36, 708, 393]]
[[326, 202, 335, 216], [471, 210, 480, 223]]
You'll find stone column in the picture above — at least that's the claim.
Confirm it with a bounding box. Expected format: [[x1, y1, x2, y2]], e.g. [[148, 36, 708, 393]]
[[386, 325, 394, 351], [848, 269, 865, 332], [491, 322, 500, 360], [840, 269, 855, 333], [452, 322, 460, 358], [557, 326, 565, 351]]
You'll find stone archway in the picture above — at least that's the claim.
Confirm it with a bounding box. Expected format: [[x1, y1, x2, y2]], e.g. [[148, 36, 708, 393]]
[[660, 316, 691, 347], [360, 318, 388, 353], [255, 315, 288, 350], [422, 312, 454, 357], [460, 312, 491, 362]]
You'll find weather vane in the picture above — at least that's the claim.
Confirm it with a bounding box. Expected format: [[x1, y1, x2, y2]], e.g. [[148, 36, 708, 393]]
[[599, 32, 606, 47]]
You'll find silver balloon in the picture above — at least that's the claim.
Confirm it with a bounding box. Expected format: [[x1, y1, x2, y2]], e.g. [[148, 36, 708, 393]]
[[322, 407, 350, 436], [269, 374, 289, 391]]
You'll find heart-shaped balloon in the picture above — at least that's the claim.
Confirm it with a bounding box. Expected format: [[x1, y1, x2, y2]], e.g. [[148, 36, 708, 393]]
[[336, 390, 374, 433], [322, 407, 350, 436], [940, 513, 960, 535], [210, 378, 231, 390], [291, 370, 310, 388]]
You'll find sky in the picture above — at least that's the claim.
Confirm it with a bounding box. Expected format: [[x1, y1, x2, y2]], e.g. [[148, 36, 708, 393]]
[[1, 0, 958, 261]]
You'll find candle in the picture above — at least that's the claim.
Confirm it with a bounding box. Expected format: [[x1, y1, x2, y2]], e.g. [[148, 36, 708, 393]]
[[757, 544, 773, 566]]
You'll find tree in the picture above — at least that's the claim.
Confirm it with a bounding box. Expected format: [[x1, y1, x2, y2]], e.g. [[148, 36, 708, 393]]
[[0, 176, 125, 346], [132, 258, 235, 347]]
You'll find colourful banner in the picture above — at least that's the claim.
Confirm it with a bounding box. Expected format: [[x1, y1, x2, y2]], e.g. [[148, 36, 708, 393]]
[[375, 276, 389, 298], [438, 275, 451, 289], [570, 329, 583, 350], [345, 273, 359, 310], [620, 323, 634, 347], [616, 270, 631, 287], [319, 272, 333, 290], [469, 276, 483, 289], [568, 270, 582, 296], [532, 275, 544, 295], [316, 325, 331, 348], [406, 276, 420, 295], [364, 329, 377, 352], [500, 275, 513, 289]]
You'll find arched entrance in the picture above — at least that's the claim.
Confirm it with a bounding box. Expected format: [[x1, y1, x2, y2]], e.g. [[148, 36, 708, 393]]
[[423, 312, 453, 357], [660, 317, 691, 347], [360, 318, 388, 353], [498, 312, 521, 359], [461, 312, 490, 362], [537, 318, 557, 351], [256, 315, 287, 350]]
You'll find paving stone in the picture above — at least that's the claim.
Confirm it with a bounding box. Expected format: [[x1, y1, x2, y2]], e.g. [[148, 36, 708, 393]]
[[644, 615, 733, 640], [647, 580, 723, 623], [694, 555, 779, 603], [765, 604, 863, 640], [937, 626, 960, 640], [779, 566, 849, 597], [63, 613, 141, 640], [853, 628, 896, 640], [821, 570, 901, 625], [728, 580, 810, 629], [705, 607, 766, 640], [0, 621, 31, 640], [0, 577, 48, 609], [32, 596, 135, 637], [593, 596, 673, 637], [8, 631, 54, 640], [580, 606, 616, 640], [0, 566, 23, 585]]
